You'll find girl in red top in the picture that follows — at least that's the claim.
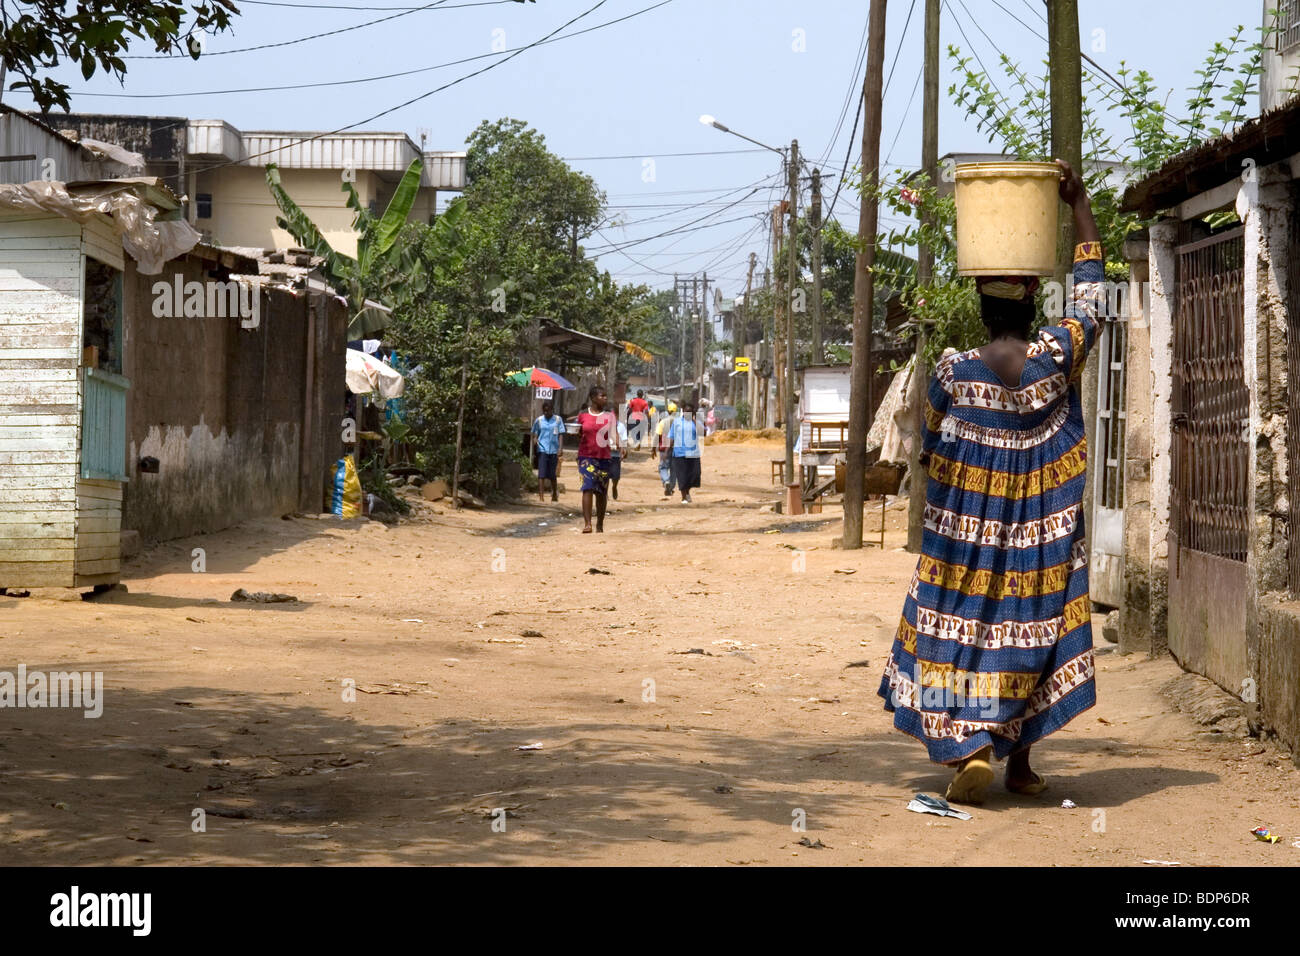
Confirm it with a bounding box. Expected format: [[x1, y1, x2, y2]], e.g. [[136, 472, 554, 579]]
[[574, 385, 618, 533]]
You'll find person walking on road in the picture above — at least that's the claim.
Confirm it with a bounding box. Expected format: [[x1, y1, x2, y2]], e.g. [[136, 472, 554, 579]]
[[574, 385, 618, 533], [878, 160, 1102, 805], [627, 389, 650, 449], [530, 399, 565, 502], [652, 401, 677, 497], [665, 399, 702, 504], [610, 418, 628, 501]]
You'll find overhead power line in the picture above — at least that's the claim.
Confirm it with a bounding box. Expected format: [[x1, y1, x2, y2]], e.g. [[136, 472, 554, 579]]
[[241, 0, 509, 8], [190, 0, 674, 174], [564, 147, 767, 161], [80, 0, 668, 98], [127, 0, 457, 59], [828, 0, 918, 222]]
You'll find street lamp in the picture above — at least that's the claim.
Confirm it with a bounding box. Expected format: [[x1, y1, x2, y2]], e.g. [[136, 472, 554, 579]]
[[699, 114, 785, 157], [701, 114, 800, 507]]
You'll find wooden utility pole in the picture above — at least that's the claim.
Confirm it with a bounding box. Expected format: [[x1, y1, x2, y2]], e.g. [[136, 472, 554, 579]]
[[784, 139, 799, 487], [699, 272, 710, 403], [811, 167, 824, 366], [737, 252, 756, 409], [1048, 0, 1093, 558], [843, 0, 887, 549], [772, 202, 785, 428], [1048, 0, 1082, 284], [762, 265, 772, 426], [907, 0, 940, 553]]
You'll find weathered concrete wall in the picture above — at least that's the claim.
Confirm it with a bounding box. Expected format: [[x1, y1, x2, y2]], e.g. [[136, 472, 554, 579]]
[[1121, 245, 1152, 654], [1146, 220, 1179, 657], [1255, 596, 1300, 754], [120, 255, 346, 542]]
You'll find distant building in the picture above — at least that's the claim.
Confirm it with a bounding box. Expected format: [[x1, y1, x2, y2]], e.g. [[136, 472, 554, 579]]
[[38, 113, 465, 257], [1261, 0, 1300, 111]]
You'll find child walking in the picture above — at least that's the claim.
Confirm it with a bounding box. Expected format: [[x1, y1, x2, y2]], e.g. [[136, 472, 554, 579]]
[[530, 399, 565, 502]]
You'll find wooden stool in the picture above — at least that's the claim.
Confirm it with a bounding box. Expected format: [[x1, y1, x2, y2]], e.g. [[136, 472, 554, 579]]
[[771, 459, 784, 484]]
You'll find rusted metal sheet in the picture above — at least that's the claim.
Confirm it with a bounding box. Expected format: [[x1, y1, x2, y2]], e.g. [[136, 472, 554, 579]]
[[1172, 225, 1248, 563], [0, 110, 111, 184], [1168, 532, 1250, 694]]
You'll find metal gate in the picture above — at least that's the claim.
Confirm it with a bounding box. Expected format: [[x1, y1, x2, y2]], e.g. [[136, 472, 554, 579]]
[[1168, 225, 1249, 691], [1091, 315, 1127, 607]]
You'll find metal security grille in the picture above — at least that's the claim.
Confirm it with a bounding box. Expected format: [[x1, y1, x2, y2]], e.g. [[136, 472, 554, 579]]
[[1172, 226, 1248, 563], [1279, 0, 1300, 52], [1096, 317, 1127, 510], [1288, 216, 1300, 594]]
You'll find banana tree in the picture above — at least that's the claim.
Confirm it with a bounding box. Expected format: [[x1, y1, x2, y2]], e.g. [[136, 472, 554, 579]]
[[266, 158, 466, 338]]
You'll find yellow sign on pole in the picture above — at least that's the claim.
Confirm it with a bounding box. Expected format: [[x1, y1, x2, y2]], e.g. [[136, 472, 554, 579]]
[[734, 357, 751, 372]]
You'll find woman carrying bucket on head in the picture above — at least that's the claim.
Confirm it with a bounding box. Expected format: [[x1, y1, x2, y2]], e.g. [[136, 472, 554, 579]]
[[878, 159, 1103, 805]]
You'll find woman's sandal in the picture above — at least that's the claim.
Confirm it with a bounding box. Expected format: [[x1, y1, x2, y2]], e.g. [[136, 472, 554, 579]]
[[944, 750, 994, 805], [1005, 771, 1048, 796]]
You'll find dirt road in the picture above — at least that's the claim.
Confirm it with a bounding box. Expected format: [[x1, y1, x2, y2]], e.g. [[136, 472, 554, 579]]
[[2, 438, 1297, 865]]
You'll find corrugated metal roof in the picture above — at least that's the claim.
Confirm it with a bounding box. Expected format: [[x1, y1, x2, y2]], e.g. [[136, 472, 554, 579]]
[[0, 106, 119, 184], [1120, 99, 1300, 215], [190, 121, 466, 188]]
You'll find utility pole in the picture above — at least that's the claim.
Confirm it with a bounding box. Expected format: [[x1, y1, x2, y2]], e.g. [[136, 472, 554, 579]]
[[810, 167, 824, 366], [843, 0, 887, 550], [762, 265, 772, 426], [700, 272, 710, 403], [675, 273, 686, 402], [1048, 0, 1093, 559], [907, 0, 940, 554], [772, 201, 785, 429], [737, 252, 756, 410], [784, 139, 800, 490]]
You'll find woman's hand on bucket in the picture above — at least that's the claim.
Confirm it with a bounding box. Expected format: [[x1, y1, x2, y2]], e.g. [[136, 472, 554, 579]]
[[1055, 158, 1086, 206], [1055, 158, 1101, 244]]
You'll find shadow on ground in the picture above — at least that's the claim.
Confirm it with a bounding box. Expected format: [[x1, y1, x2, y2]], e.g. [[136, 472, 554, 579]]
[[0, 677, 1222, 865]]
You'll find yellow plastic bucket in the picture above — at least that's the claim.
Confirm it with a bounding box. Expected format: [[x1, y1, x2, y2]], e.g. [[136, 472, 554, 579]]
[[954, 161, 1059, 276]]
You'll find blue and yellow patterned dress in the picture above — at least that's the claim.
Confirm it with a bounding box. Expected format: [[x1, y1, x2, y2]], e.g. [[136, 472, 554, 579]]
[[878, 244, 1104, 764]]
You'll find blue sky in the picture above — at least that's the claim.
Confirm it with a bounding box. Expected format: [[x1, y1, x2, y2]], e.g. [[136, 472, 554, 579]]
[[23, 0, 1266, 297]]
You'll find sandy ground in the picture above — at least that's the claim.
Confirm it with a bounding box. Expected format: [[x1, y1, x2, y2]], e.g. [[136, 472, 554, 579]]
[[1, 438, 1297, 866]]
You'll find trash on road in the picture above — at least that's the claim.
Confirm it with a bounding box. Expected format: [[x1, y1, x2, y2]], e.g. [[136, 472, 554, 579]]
[[795, 837, 828, 849], [1251, 826, 1281, 844], [1141, 859, 1182, 866], [1061, 799, 1078, 809], [587, 567, 611, 575], [515, 743, 543, 751], [907, 793, 972, 821], [231, 588, 298, 603]]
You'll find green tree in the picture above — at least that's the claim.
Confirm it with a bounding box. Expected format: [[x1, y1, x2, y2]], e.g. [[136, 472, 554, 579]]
[[1, 0, 239, 112], [865, 23, 1266, 364], [266, 158, 461, 338], [385, 118, 657, 494]]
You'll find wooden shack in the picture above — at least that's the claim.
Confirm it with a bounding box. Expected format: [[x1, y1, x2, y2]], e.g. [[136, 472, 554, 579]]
[[0, 209, 129, 589]]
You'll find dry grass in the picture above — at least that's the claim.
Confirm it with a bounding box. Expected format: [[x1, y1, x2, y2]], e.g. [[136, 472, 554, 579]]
[[703, 427, 785, 445]]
